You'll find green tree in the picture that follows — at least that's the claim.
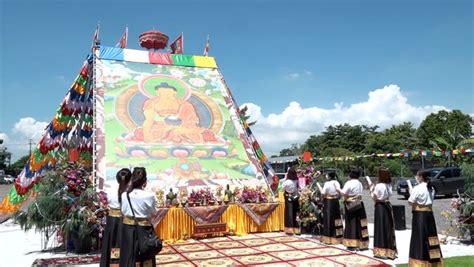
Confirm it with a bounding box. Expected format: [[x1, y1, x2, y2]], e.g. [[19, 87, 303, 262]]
[[0, 146, 12, 170], [365, 122, 418, 154], [417, 110, 472, 149], [5, 155, 29, 176], [302, 124, 377, 157], [278, 143, 302, 156], [240, 105, 256, 126]]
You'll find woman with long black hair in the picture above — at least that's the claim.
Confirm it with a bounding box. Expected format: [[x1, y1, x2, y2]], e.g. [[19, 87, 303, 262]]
[[339, 169, 369, 251], [318, 171, 343, 245], [408, 170, 443, 266], [120, 167, 157, 267], [100, 168, 131, 267], [282, 168, 300, 234], [370, 168, 397, 259]]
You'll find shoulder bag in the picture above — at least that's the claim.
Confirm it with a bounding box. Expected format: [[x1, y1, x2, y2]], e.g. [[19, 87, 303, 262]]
[[126, 192, 162, 260], [345, 198, 362, 212], [344, 183, 362, 212]]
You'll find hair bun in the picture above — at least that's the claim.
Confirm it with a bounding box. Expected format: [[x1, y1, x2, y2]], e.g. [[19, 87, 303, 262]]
[[378, 168, 391, 181]]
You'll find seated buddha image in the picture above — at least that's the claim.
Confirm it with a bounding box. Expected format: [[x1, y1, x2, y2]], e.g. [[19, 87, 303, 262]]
[[139, 82, 220, 144]]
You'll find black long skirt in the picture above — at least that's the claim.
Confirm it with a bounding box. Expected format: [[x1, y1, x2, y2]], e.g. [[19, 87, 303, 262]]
[[284, 193, 300, 234], [321, 198, 343, 244], [373, 202, 397, 259], [342, 201, 369, 250], [409, 210, 443, 266], [120, 224, 157, 267], [100, 216, 122, 267]]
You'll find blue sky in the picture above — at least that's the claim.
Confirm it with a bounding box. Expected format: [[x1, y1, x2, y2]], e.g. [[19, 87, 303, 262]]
[[0, 0, 472, 159]]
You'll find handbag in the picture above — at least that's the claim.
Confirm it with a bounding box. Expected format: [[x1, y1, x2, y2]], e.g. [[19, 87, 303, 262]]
[[126, 193, 162, 260], [345, 198, 362, 212]]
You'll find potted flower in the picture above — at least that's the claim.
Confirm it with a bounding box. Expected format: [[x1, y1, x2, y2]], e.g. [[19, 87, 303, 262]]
[[297, 187, 323, 235], [188, 188, 214, 206], [238, 186, 268, 203]]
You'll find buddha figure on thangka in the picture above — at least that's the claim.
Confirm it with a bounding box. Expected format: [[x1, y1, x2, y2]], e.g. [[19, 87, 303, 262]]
[[127, 79, 225, 145]]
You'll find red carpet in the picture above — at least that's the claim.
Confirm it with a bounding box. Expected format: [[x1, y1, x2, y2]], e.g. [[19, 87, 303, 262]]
[[32, 232, 389, 266]]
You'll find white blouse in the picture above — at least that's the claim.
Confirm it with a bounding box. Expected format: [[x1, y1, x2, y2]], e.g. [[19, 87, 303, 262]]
[[321, 180, 341, 196], [408, 182, 434, 206], [282, 179, 298, 195], [341, 179, 363, 196], [372, 183, 392, 201], [106, 188, 121, 209], [121, 189, 156, 218]]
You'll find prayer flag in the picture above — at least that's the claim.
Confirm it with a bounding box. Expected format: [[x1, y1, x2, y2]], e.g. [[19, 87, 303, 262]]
[[170, 33, 184, 54], [91, 23, 100, 50], [116, 26, 128, 49], [203, 35, 210, 56]]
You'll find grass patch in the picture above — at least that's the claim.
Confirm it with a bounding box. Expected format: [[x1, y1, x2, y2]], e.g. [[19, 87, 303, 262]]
[[397, 256, 474, 267]]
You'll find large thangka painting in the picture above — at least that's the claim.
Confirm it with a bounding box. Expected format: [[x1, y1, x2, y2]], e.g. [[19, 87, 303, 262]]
[[95, 59, 265, 192]]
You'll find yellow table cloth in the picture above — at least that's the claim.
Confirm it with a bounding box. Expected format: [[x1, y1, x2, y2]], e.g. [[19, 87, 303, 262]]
[[155, 202, 284, 243]]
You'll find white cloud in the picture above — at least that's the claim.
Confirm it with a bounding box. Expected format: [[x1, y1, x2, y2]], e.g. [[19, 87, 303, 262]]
[[5, 117, 49, 160], [284, 70, 313, 80], [12, 117, 48, 140], [285, 73, 300, 80], [0, 132, 9, 144], [55, 75, 68, 86], [241, 84, 447, 156]]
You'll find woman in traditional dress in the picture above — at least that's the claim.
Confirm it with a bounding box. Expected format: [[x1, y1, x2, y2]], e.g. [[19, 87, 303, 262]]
[[318, 172, 343, 244], [282, 168, 300, 234], [120, 167, 157, 267], [100, 168, 131, 267], [408, 170, 443, 266], [338, 169, 369, 250], [370, 168, 397, 259]]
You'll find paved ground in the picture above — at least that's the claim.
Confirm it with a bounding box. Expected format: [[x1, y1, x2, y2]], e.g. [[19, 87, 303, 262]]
[[361, 189, 453, 234], [0, 184, 10, 198]]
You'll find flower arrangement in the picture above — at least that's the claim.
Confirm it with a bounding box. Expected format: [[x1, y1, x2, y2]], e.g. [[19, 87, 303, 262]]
[[64, 187, 108, 240], [441, 193, 474, 242], [293, 162, 324, 235], [63, 164, 90, 197], [297, 165, 317, 188], [188, 188, 214, 205], [238, 186, 267, 203], [13, 163, 107, 253], [297, 188, 321, 227]]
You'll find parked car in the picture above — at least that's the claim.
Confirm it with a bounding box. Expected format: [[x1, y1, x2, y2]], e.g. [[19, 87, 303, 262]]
[[397, 167, 465, 199], [4, 175, 14, 184]]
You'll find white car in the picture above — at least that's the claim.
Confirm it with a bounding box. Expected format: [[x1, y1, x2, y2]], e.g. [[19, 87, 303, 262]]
[[4, 175, 14, 184]]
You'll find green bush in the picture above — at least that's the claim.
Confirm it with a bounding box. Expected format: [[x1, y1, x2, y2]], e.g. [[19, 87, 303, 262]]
[[461, 163, 474, 194]]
